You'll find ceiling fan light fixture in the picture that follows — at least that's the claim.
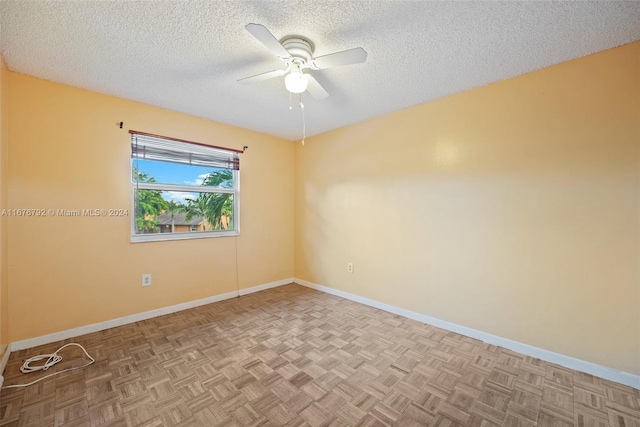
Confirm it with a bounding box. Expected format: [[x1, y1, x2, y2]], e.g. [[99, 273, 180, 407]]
[[284, 68, 308, 93]]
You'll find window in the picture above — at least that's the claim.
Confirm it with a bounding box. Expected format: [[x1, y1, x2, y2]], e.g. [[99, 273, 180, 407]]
[[130, 131, 241, 242]]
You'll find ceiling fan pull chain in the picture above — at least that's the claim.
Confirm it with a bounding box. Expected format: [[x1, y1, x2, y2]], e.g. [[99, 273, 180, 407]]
[[299, 94, 306, 145], [289, 92, 292, 110]]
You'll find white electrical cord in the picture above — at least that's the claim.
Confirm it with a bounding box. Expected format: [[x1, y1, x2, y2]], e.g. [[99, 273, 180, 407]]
[[1, 343, 94, 389]]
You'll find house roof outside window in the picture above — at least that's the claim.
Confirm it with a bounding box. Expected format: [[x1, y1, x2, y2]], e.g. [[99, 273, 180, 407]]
[[157, 212, 203, 226]]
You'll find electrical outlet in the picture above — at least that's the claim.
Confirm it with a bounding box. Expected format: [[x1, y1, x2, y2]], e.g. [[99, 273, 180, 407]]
[[142, 274, 152, 287], [347, 262, 354, 273]]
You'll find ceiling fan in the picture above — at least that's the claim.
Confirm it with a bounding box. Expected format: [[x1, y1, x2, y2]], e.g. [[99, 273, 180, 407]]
[[238, 23, 367, 99]]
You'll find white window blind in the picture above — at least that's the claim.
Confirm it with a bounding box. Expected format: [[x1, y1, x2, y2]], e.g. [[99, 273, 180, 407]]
[[130, 131, 240, 170]]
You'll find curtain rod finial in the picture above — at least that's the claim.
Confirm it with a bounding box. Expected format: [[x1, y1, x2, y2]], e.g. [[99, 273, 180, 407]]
[[243, 146, 248, 151]]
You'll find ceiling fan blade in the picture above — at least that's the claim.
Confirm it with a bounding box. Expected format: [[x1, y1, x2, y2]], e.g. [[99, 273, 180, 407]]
[[238, 69, 286, 85], [245, 23, 291, 59], [305, 74, 329, 99], [311, 47, 367, 69]]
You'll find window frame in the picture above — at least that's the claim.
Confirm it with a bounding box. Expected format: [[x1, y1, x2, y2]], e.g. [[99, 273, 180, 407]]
[[129, 139, 240, 243]]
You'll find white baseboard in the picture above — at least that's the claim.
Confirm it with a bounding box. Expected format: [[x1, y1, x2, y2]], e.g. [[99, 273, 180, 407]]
[[295, 278, 640, 389], [8, 278, 293, 354], [239, 278, 293, 296]]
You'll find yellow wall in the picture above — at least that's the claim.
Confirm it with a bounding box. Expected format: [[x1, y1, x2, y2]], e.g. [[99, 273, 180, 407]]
[[0, 55, 8, 361], [7, 73, 294, 342], [295, 42, 640, 375]]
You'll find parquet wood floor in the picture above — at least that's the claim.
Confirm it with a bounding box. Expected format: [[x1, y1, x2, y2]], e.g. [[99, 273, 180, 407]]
[[1, 284, 638, 426]]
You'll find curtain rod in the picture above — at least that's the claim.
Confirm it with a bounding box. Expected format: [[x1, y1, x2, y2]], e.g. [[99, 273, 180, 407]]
[[129, 130, 245, 154]]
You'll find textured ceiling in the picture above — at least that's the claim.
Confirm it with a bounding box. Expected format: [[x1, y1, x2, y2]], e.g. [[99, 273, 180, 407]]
[[1, 1, 639, 141]]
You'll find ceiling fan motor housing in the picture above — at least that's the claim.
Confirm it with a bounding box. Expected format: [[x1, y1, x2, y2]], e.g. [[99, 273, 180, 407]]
[[281, 37, 314, 63]]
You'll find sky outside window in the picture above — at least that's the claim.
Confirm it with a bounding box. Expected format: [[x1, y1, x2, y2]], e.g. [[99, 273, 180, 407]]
[[133, 159, 233, 203]]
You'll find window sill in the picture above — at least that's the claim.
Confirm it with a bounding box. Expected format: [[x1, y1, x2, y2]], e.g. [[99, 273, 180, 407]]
[[131, 230, 239, 243]]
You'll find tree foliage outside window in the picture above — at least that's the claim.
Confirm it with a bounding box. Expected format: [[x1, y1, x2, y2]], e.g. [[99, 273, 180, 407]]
[[133, 169, 168, 233], [183, 170, 234, 230]]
